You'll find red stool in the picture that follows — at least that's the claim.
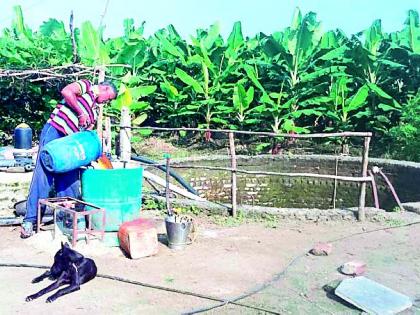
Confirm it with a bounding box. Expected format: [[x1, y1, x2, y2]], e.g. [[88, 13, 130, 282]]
[[37, 197, 105, 247]]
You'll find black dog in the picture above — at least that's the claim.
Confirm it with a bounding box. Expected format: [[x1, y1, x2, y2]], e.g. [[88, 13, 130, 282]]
[[26, 242, 97, 303]]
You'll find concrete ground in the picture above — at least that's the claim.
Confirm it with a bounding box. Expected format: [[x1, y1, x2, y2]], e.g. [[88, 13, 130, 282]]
[[0, 211, 419, 314]]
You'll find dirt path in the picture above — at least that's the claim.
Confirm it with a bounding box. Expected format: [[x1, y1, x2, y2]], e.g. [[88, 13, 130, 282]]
[[0, 212, 419, 314]]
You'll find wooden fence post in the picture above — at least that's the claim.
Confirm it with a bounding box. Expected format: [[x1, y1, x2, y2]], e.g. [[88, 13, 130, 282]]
[[358, 136, 371, 221], [228, 132, 237, 217], [103, 117, 111, 155], [119, 106, 131, 165]]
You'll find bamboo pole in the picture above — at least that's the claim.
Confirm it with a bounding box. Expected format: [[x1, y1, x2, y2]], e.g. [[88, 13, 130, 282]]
[[126, 126, 372, 138], [104, 117, 112, 155], [69, 11, 79, 63], [119, 106, 131, 165], [229, 132, 237, 217], [358, 136, 371, 221], [130, 161, 373, 182], [152, 164, 373, 182], [332, 156, 339, 209], [97, 104, 104, 148]]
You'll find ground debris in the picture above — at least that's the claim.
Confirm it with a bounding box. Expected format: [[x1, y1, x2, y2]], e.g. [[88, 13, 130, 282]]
[[339, 261, 366, 276], [309, 242, 332, 256]]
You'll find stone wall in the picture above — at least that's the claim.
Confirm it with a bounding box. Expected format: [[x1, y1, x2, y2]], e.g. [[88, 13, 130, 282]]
[[0, 173, 31, 217]]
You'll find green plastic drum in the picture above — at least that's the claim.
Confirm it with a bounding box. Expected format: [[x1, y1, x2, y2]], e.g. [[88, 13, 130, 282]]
[[81, 167, 143, 232]]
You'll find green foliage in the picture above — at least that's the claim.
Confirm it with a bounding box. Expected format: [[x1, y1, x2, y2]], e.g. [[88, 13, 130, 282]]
[[0, 5, 419, 161], [382, 91, 420, 161]]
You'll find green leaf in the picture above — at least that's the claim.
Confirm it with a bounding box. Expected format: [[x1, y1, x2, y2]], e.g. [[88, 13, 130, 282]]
[[243, 64, 265, 92], [132, 113, 148, 125], [139, 129, 153, 136], [175, 68, 204, 94], [227, 21, 244, 52], [116, 40, 146, 67], [130, 85, 157, 99], [347, 85, 369, 112], [79, 21, 110, 64], [316, 45, 348, 61], [12, 6, 29, 38], [300, 66, 346, 83], [157, 35, 186, 63], [160, 81, 180, 100], [367, 83, 392, 99], [40, 19, 66, 39], [130, 101, 150, 112], [377, 115, 391, 123], [204, 22, 220, 50], [378, 103, 399, 112]]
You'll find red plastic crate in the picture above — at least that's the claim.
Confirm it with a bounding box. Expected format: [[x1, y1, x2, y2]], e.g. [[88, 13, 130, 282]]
[[118, 218, 158, 259]]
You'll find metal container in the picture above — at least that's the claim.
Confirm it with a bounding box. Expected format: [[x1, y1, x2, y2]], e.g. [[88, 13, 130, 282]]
[[165, 215, 193, 250]]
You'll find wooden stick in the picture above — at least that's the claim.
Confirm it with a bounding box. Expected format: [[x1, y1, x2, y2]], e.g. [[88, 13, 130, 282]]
[[126, 126, 372, 138], [377, 169, 405, 212], [358, 136, 371, 221], [99, 0, 111, 29], [96, 104, 104, 148], [104, 117, 112, 155], [332, 156, 339, 209], [160, 164, 372, 182], [69, 11, 79, 63], [229, 132, 237, 217], [97, 67, 106, 84], [119, 107, 131, 164]]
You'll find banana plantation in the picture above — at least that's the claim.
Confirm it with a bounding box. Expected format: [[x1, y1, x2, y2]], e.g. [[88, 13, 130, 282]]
[[0, 6, 419, 159]]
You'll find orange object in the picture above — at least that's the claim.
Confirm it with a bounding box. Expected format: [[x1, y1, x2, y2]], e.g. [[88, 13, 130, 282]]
[[95, 153, 113, 169], [118, 219, 158, 259]]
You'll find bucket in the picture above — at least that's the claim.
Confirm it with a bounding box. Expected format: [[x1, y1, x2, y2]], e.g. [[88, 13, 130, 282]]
[[82, 167, 143, 232], [40, 131, 101, 173], [14, 123, 32, 149], [165, 215, 195, 250]]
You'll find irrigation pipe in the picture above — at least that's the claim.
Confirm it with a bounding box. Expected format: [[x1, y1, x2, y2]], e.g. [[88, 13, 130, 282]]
[[0, 221, 419, 314]]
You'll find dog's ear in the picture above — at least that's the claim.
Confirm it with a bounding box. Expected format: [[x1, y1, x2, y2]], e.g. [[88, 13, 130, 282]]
[[61, 241, 64, 249], [67, 249, 84, 263]]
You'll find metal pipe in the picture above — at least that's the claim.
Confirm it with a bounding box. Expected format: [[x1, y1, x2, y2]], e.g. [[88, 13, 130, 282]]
[[377, 168, 405, 212], [368, 169, 380, 209]]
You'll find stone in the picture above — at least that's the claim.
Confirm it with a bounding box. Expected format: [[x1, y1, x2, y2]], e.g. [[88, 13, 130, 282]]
[[310, 242, 333, 256], [340, 261, 366, 276]]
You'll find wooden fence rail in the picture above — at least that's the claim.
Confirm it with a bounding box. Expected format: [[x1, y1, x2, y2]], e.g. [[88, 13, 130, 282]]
[[113, 120, 372, 221]]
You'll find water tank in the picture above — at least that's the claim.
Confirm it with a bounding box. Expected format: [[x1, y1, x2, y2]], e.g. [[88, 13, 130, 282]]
[[82, 167, 143, 232], [40, 131, 102, 173]]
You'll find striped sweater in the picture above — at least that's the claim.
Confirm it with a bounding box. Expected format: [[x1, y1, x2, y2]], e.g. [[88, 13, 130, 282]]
[[47, 80, 98, 135]]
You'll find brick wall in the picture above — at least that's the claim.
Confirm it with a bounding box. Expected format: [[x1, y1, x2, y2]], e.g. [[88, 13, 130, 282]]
[[171, 155, 420, 210]]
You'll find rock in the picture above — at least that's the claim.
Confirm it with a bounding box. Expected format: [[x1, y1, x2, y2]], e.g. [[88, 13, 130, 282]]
[[340, 261, 366, 276], [310, 242, 333, 256]]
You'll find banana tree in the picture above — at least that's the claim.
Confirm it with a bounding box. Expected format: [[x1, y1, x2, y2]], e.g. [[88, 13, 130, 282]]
[[259, 8, 349, 132], [77, 21, 110, 65], [108, 75, 156, 129], [349, 19, 404, 127]]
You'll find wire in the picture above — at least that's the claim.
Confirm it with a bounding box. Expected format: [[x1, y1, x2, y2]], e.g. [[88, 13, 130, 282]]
[[183, 220, 420, 314], [0, 220, 419, 314], [0, 262, 278, 314]]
